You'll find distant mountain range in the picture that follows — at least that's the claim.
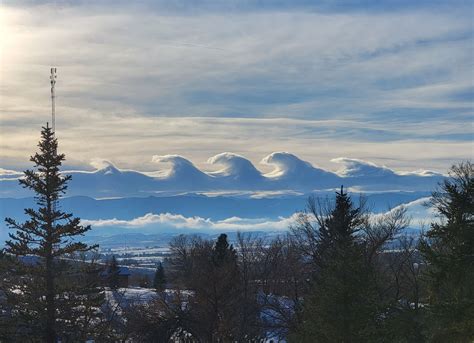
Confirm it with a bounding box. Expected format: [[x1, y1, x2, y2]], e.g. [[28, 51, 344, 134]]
[[0, 191, 432, 243]]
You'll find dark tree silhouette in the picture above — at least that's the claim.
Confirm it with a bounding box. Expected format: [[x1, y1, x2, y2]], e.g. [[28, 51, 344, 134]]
[[420, 161, 474, 341], [166, 234, 263, 341], [107, 255, 121, 290], [4, 125, 101, 342], [153, 262, 167, 291], [291, 186, 380, 342], [212, 233, 235, 266]]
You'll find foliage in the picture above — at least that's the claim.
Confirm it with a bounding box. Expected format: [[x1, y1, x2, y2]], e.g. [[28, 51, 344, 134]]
[[290, 187, 382, 342], [107, 255, 121, 290], [2, 125, 106, 342], [127, 233, 264, 341], [153, 262, 166, 291], [419, 161, 474, 342]]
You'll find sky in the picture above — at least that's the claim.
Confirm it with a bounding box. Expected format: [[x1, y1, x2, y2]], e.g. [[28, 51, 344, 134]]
[[1, 0, 473, 174]]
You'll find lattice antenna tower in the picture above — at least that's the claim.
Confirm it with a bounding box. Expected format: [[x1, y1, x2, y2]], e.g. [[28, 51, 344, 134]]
[[50, 67, 57, 133], [50, 67, 58, 239]]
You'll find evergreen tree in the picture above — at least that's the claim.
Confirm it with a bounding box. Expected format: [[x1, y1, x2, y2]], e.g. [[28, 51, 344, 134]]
[[3, 125, 104, 342], [291, 187, 380, 342], [0, 249, 23, 340], [419, 161, 474, 341], [153, 262, 167, 291], [195, 233, 242, 340], [168, 234, 262, 341], [212, 233, 235, 265], [107, 255, 121, 289]]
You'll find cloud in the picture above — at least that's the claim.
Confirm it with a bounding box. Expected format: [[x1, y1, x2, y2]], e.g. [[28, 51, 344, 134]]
[[151, 155, 196, 166], [0, 168, 23, 180], [1, 116, 471, 175], [82, 212, 297, 231], [89, 159, 118, 172], [4, 0, 470, 13], [332, 158, 397, 177], [372, 197, 438, 229], [151, 155, 212, 190], [262, 152, 323, 177], [0, 3, 472, 174], [82, 213, 213, 229], [332, 157, 446, 179], [80, 196, 437, 233], [261, 152, 341, 189], [208, 152, 263, 185], [330, 157, 444, 190], [0, 152, 444, 198], [152, 155, 204, 177]]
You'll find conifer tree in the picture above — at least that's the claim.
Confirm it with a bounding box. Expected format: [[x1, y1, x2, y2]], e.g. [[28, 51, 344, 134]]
[[291, 187, 380, 342], [212, 233, 236, 266], [3, 125, 103, 342], [419, 161, 474, 341], [107, 255, 121, 289], [168, 234, 259, 340], [153, 262, 167, 291]]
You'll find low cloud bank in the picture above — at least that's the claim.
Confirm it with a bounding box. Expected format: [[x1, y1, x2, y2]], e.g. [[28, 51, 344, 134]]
[[81, 197, 436, 233], [82, 212, 298, 232]]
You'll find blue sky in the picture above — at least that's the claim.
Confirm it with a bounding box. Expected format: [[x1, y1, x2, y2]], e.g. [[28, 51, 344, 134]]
[[0, 0, 472, 173]]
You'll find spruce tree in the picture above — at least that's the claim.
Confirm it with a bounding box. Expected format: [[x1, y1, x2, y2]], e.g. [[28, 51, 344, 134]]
[[212, 233, 235, 266], [107, 255, 121, 289], [419, 161, 474, 341], [153, 262, 167, 291], [3, 125, 103, 342], [171, 234, 252, 340], [291, 187, 380, 342]]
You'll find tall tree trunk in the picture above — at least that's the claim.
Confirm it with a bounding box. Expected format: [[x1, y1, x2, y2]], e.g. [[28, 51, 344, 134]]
[[45, 253, 55, 343], [46, 194, 55, 343]]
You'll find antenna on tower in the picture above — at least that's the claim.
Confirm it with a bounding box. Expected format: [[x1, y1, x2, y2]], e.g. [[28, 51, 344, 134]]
[[50, 67, 57, 133]]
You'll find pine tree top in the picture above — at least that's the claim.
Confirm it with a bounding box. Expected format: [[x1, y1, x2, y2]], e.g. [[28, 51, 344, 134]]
[[5, 124, 95, 258], [422, 161, 473, 264], [212, 233, 236, 266], [322, 185, 366, 242]]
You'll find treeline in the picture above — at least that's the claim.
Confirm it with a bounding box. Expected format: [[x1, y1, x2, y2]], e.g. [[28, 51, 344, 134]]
[[127, 163, 472, 342], [0, 126, 472, 342]]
